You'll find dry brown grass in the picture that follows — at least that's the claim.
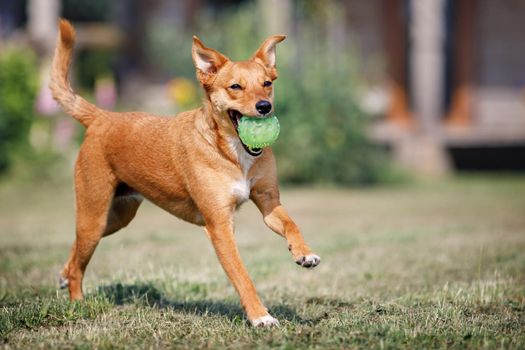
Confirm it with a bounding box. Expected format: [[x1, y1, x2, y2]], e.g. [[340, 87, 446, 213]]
[[1, 176, 524, 349]]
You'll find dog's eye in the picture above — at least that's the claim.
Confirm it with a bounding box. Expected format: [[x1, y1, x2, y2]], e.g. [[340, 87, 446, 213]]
[[230, 84, 242, 90], [263, 81, 272, 87]]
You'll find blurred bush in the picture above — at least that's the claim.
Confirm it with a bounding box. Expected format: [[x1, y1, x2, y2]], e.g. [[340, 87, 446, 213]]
[[0, 48, 38, 174], [146, 1, 395, 186]]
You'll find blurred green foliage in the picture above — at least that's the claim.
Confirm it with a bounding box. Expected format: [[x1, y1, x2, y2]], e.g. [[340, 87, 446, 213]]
[[76, 49, 115, 90], [0, 48, 38, 174], [146, 1, 394, 186]]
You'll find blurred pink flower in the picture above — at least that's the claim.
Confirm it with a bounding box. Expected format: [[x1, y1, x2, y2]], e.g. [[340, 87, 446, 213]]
[[53, 118, 75, 151], [35, 83, 59, 116], [95, 76, 117, 109]]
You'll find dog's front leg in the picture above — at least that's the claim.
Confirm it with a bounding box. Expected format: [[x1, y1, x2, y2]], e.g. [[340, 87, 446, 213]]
[[251, 183, 321, 269], [205, 214, 279, 327]]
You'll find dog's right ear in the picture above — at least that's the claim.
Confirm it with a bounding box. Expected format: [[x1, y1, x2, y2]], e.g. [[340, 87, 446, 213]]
[[192, 36, 229, 88]]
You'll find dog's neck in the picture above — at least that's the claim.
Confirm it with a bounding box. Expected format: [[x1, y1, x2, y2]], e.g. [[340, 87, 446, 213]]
[[195, 100, 258, 175], [228, 136, 256, 177]]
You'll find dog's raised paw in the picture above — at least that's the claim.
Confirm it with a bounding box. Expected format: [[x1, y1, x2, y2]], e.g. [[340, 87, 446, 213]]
[[251, 315, 280, 328], [59, 275, 69, 289], [296, 254, 321, 269]]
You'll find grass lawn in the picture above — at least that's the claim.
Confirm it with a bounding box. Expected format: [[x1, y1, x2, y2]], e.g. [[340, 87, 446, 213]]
[[1, 175, 524, 349]]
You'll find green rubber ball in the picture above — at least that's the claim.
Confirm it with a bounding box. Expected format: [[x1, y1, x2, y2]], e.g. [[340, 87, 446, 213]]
[[238, 115, 280, 149]]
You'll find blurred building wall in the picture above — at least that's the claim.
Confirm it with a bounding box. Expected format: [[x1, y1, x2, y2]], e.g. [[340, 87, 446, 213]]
[[369, 0, 525, 174]]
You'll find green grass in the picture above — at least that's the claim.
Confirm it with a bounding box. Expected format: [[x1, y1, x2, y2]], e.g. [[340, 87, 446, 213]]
[[1, 175, 524, 349]]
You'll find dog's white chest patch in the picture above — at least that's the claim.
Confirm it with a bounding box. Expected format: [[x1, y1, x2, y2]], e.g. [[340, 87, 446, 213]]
[[229, 137, 256, 175], [228, 137, 257, 205], [231, 178, 251, 205]]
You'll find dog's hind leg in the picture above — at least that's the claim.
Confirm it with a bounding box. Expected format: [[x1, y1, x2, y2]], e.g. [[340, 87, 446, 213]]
[[103, 185, 143, 237], [59, 189, 141, 290], [60, 152, 117, 300]]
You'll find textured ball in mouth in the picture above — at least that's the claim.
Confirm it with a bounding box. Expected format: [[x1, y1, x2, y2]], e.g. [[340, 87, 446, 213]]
[[237, 115, 280, 148], [227, 109, 263, 156]]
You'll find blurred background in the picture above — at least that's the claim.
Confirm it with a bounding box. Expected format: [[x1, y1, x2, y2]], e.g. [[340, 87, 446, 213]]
[[0, 0, 525, 184]]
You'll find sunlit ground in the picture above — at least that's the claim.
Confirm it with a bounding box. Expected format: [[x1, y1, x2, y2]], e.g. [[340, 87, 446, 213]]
[[1, 175, 524, 349]]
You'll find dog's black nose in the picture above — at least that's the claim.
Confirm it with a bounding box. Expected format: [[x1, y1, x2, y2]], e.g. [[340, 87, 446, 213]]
[[255, 100, 272, 115]]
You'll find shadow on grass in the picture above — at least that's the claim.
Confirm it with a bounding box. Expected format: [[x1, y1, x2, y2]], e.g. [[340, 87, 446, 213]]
[[93, 282, 321, 324]]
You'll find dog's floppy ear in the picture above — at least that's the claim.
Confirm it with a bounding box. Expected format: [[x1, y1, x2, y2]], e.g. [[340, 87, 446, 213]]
[[251, 35, 286, 70], [192, 36, 229, 88]]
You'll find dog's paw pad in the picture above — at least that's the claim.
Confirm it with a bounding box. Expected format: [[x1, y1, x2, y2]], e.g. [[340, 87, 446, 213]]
[[251, 315, 280, 328], [59, 276, 69, 289], [296, 254, 321, 269]]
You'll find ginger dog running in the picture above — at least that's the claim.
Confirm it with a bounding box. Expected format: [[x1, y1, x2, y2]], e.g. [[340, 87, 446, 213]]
[[50, 19, 320, 327]]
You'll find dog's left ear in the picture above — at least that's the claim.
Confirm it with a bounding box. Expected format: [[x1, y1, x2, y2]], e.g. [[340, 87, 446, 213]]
[[251, 35, 286, 74]]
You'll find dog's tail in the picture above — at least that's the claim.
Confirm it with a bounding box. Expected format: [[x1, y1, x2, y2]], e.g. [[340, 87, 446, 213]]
[[50, 19, 100, 127]]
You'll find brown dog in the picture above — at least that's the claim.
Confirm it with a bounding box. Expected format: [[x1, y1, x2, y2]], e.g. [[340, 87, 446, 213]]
[[50, 19, 320, 327]]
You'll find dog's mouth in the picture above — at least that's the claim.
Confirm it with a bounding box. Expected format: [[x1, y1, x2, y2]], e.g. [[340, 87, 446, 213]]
[[227, 109, 262, 156]]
